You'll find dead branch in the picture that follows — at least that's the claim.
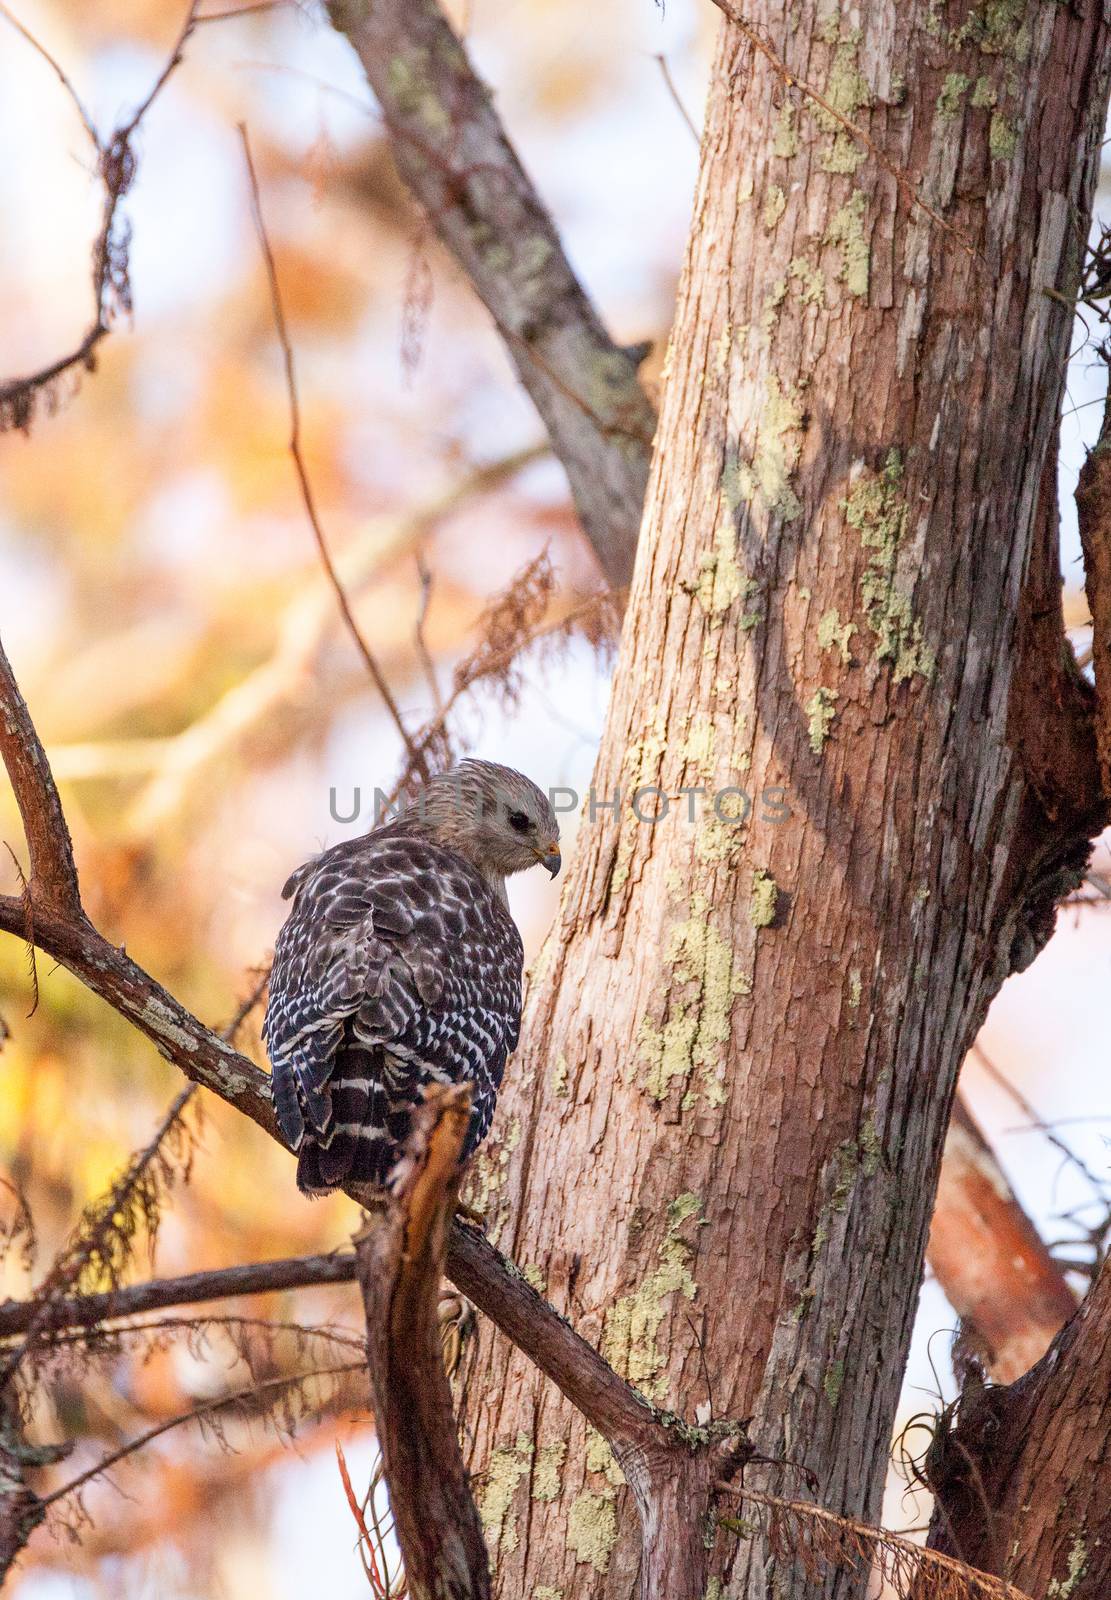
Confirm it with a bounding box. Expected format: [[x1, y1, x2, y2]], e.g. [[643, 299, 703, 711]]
[[239, 122, 427, 779], [0, 1252, 359, 1341], [718, 1484, 1034, 1600], [325, 0, 656, 589], [356, 1086, 489, 1600], [0, 2, 200, 432], [928, 1095, 1076, 1383]]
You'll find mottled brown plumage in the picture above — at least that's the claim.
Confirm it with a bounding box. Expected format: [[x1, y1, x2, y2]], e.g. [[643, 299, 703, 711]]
[[263, 761, 559, 1192]]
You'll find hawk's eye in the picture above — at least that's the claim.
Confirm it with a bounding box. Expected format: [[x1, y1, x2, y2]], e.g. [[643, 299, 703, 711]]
[[508, 809, 531, 834]]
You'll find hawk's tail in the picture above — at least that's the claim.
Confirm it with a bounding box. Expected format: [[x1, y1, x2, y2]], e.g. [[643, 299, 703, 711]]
[[295, 1045, 410, 1194]]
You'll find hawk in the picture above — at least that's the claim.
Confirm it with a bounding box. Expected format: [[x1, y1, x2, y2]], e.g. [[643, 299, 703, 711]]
[[263, 760, 560, 1192]]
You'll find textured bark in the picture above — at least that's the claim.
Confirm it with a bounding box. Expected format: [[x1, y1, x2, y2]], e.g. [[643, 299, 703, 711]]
[[460, 5, 1111, 1597], [927, 1096, 1076, 1382], [327, 0, 656, 589], [926, 1257, 1111, 1600]]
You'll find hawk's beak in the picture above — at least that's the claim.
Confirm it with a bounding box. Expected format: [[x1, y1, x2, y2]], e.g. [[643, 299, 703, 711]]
[[539, 841, 562, 878]]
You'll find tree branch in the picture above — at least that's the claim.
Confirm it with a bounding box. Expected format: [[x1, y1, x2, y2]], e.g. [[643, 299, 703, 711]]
[[356, 1085, 490, 1600], [325, 0, 655, 589], [0, 638, 83, 917], [0, 1252, 359, 1340], [927, 1095, 1076, 1383]]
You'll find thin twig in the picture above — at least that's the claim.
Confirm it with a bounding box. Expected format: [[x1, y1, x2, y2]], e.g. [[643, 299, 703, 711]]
[[0, 0, 98, 143], [709, 1, 982, 264], [653, 53, 700, 144], [0, 2, 200, 429], [971, 1043, 1104, 1193], [196, 0, 289, 22], [39, 1361, 366, 1510], [413, 553, 445, 718], [716, 1484, 1035, 1600], [238, 122, 427, 779]]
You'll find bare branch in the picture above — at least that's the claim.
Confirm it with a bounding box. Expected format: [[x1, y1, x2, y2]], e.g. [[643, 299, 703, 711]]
[[928, 1095, 1076, 1383], [0, 1252, 359, 1341], [356, 1086, 490, 1599], [238, 123, 428, 779], [0, 638, 83, 916], [326, 0, 655, 589], [718, 1484, 1034, 1600]]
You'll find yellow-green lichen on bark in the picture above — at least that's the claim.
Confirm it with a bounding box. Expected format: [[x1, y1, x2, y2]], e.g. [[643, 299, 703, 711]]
[[817, 30, 871, 173], [773, 102, 799, 158], [695, 815, 744, 867], [689, 507, 749, 618], [523, 1263, 546, 1292], [638, 896, 749, 1106], [805, 686, 838, 754], [763, 184, 787, 230], [788, 256, 827, 308], [481, 1435, 533, 1556], [681, 713, 717, 777], [750, 868, 778, 928], [822, 1357, 845, 1406], [567, 1492, 618, 1574], [602, 1195, 704, 1398], [971, 74, 997, 107], [949, 0, 1031, 60], [989, 111, 1017, 158], [817, 607, 856, 663], [843, 451, 936, 683], [534, 1589, 564, 1600], [937, 72, 970, 117], [386, 49, 451, 135], [736, 376, 804, 521], [551, 1053, 570, 1097], [533, 1440, 567, 1503], [585, 1428, 626, 1488], [825, 190, 870, 298], [1047, 1535, 1088, 1597]]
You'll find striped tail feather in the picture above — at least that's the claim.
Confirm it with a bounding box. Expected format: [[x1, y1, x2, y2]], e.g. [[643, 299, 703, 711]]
[[295, 1044, 410, 1194]]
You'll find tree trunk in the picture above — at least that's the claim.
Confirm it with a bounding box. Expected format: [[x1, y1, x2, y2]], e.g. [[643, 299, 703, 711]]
[[460, 3, 1110, 1597], [925, 1257, 1111, 1599]]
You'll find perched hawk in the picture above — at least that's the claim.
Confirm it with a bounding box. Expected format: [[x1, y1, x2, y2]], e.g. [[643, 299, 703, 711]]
[[263, 760, 560, 1192]]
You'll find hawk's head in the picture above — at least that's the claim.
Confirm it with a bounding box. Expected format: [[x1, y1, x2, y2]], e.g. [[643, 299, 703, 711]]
[[409, 759, 561, 884]]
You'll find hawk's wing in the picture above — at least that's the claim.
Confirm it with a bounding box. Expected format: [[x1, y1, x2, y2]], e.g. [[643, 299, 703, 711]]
[[262, 828, 523, 1158]]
